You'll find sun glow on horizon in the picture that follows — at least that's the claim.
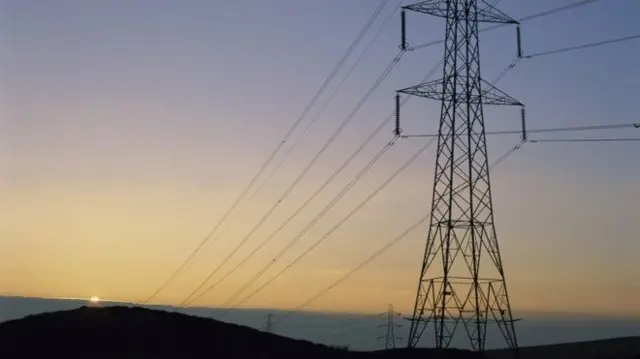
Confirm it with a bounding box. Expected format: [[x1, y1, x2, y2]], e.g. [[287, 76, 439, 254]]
[[89, 296, 100, 303]]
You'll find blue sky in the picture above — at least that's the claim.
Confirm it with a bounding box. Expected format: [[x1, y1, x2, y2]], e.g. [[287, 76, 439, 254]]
[[1, 0, 638, 315]]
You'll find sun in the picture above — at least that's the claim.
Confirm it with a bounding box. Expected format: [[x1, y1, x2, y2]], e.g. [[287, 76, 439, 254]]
[[89, 296, 100, 303]]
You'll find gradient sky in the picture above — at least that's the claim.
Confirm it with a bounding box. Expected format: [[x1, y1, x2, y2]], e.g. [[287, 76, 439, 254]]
[[1, 0, 639, 316]]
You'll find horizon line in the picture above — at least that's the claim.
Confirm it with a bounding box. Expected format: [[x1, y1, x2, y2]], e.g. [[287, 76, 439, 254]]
[[2, 294, 639, 320]]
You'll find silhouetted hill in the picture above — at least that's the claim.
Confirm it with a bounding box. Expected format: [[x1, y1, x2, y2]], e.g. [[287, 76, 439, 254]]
[[0, 305, 486, 358], [488, 336, 640, 359], [1, 305, 635, 358]]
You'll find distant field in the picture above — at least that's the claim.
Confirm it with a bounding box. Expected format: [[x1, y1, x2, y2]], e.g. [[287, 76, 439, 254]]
[[488, 337, 640, 359]]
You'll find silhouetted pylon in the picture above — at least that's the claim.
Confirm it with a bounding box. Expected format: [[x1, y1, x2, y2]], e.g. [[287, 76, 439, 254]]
[[397, 0, 523, 355], [377, 304, 403, 350]]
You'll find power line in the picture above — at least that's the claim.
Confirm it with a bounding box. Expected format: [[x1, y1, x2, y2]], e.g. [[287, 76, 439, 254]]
[[242, 144, 528, 343], [183, 23, 446, 308], [185, 58, 449, 306], [211, 83, 446, 313], [269, 141, 528, 324], [183, 136, 397, 306], [208, 50, 450, 311], [179, 50, 406, 307], [491, 57, 522, 85], [142, 0, 391, 304], [279, 213, 430, 321], [175, 0, 406, 293], [212, 137, 398, 308], [183, 44, 445, 307], [245, 0, 403, 197], [183, 119, 397, 306], [530, 138, 640, 143], [220, 137, 438, 316], [402, 122, 640, 138], [525, 34, 640, 59], [490, 140, 527, 168], [260, 137, 636, 340], [407, 0, 601, 51], [518, 0, 599, 22]]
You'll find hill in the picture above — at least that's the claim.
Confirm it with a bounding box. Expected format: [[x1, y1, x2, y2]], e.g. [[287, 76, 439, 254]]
[[488, 337, 640, 359], [0, 305, 485, 358], [1, 305, 636, 358]]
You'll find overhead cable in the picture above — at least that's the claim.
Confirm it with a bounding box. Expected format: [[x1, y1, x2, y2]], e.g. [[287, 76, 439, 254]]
[[529, 138, 640, 143], [525, 34, 640, 59], [402, 122, 640, 139], [408, 0, 602, 51], [201, 56, 450, 309], [220, 137, 437, 315], [188, 55, 448, 306], [179, 50, 405, 307], [142, 0, 391, 304], [179, 0, 406, 286], [183, 135, 397, 306], [271, 140, 531, 323], [278, 213, 430, 321], [208, 52, 449, 311]]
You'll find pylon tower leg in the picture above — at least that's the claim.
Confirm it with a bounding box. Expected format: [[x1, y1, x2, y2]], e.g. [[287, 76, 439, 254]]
[[398, 0, 522, 353]]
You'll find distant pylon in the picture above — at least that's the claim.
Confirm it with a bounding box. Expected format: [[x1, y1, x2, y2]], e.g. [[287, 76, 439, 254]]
[[377, 304, 403, 350], [397, 0, 523, 354], [264, 313, 274, 333]]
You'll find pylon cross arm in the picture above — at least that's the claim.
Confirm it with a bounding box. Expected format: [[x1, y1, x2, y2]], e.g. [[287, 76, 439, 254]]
[[397, 78, 522, 106], [403, 0, 518, 24]]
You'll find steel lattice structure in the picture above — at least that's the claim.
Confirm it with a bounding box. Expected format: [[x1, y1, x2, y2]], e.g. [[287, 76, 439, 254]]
[[398, 0, 522, 354], [378, 304, 403, 350]]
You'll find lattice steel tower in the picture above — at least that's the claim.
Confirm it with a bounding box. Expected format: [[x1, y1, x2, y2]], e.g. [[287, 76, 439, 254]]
[[378, 304, 402, 350], [263, 313, 274, 333], [397, 0, 523, 353]]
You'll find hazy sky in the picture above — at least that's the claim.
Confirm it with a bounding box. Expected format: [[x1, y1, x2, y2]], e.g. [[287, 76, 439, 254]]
[[1, 0, 639, 316]]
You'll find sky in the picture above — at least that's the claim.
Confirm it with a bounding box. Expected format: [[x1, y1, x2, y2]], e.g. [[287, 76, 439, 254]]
[[1, 0, 639, 318]]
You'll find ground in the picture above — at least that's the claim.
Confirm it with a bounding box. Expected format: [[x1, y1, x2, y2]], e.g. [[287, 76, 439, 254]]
[[0, 306, 637, 358]]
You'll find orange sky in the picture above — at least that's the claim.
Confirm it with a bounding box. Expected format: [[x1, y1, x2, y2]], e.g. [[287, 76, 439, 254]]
[[2, 0, 639, 318]]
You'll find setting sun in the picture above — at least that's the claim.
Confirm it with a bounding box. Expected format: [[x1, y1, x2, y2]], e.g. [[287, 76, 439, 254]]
[[89, 296, 100, 303]]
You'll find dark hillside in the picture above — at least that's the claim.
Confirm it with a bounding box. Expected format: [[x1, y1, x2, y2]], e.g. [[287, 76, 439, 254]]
[[488, 336, 640, 359], [0, 306, 486, 359], [2, 306, 636, 358]]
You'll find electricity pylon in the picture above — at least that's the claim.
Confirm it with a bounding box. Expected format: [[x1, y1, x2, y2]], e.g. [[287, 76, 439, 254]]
[[264, 313, 274, 333], [397, 0, 523, 354], [377, 304, 403, 350]]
